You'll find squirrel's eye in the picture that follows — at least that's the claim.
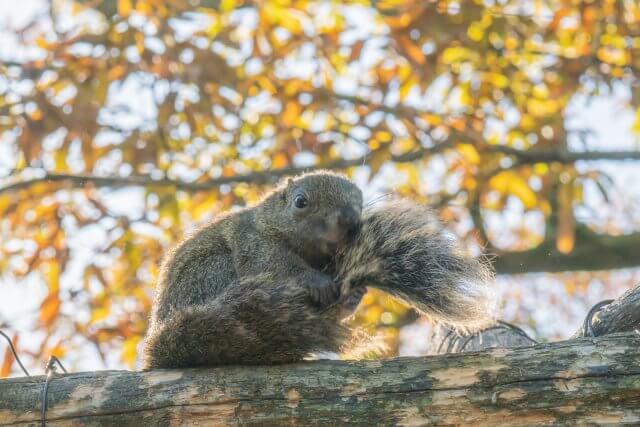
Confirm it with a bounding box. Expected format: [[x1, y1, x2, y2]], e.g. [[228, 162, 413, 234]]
[[293, 194, 308, 209]]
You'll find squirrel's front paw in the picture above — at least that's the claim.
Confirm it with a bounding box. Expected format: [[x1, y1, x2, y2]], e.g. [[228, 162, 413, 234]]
[[305, 273, 341, 308], [343, 286, 367, 312]]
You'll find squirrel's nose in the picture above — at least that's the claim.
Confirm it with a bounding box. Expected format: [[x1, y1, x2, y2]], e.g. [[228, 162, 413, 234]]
[[338, 207, 361, 236]]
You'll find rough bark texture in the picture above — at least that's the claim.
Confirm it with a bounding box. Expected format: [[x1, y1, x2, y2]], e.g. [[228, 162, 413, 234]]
[[573, 285, 640, 338], [0, 333, 639, 426]]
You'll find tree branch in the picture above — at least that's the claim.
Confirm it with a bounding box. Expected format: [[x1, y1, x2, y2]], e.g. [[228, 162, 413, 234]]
[[491, 224, 640, 274], [574, 285, 640, 338], [1, 334, 639, 425], [0, 144, 448, 195], [3, 142, 640, 195], [493, 146, 640, 164]]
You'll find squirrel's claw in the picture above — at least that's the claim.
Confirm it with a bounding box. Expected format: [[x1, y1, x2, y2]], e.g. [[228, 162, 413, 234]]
[[343, 286, 366, 311], [306, 274, 341, 308]]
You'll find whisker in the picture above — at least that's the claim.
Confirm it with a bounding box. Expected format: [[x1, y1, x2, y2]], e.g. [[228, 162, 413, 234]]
[[364, 193, 394, 208]]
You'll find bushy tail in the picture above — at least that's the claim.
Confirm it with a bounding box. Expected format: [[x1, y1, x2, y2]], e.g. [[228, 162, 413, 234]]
[[142, 275, 349, 369], [335, 200, 496, 331]]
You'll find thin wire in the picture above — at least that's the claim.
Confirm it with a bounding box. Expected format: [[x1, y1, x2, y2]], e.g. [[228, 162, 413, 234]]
[[0, 330, 30, 377], [436, 328, 457, 354], [457, 321, 537, 353], [40, 356, 68, 427], [41, 370, 53, 427], [583, 299, 614, 337], [438, 298, 620, 354], [0, 329, 68, 427]]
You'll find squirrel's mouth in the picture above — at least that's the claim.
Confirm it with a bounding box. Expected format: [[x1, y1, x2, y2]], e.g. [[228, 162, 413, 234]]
[[318, 224, 360, 255]]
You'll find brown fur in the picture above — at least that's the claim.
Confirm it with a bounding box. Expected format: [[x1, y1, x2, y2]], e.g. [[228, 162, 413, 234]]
[[143, 274, 350, 368], [142, 174, 496, 369], [142, 171, 363, 369], [335, 199, 496, 331]]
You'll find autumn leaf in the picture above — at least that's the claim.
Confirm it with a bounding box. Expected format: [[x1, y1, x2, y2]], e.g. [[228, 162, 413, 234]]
[[40, 293, 61, 327], [121, 336, 141, 368], [1, 334, 18, 377], [118, 0, 133, 17], [556, 180, 576, 255], [489, 170, 537, 209], [282, 101, 301, 127]]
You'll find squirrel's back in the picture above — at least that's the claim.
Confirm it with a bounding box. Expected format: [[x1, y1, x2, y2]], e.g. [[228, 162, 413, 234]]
[[152, 209, 254, 322]]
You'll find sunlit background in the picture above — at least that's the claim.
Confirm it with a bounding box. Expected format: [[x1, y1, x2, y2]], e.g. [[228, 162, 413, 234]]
[[0, 0, 639, 374]]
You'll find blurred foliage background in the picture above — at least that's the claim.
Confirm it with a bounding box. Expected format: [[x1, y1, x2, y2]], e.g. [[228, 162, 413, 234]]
[[1, 0, 640, 374]]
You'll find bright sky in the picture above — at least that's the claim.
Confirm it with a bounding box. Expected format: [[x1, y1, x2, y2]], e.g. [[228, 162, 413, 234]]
[[0, 0, 639, 372]]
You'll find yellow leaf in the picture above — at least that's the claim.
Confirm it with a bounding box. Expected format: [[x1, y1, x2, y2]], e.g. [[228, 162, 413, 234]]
[[489, 171, 537, 209], [263, 3, 302, 34], [399, 76, 418, 101], [40, 293, 61, 327], [53, 150, 66, 170], [35, 37, 49, 49], [89, 300, 110, 324], [533, 162, 549, 175], [121, 336, 141, 368], [135, 0, 152, 14], [47, 261, 60, 293], [118, 0, 133, 17], [441, 46, 472, 64], [457, 144, 480, 165], [220, 0, 236, 12], [467, 22, 484, 42], [374, 131, 392, 143], [0, 195, 12, 214], [282, 101, 301, 127], [391, 137, 416, 155], [258, 77, 277, 94], [632, 107, 640, 134], [397, 164, 418, 187]]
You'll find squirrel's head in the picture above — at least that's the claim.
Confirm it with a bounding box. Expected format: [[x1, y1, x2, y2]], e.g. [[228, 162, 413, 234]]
[[256, 170, 363, 261]]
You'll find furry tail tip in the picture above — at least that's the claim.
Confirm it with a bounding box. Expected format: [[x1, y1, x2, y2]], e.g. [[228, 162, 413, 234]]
[[337, 199, 498, 332]]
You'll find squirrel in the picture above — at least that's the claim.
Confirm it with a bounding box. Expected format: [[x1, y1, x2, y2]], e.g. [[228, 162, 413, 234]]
[[142, 171, 366, 368], [142, 171, 495, 369]]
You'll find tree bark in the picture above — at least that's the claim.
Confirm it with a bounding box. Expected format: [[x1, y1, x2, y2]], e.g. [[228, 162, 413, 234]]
[[0, 333, 639, 426]]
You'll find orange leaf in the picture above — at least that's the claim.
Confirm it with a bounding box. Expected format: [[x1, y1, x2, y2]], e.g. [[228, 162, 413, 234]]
[[350, 40, 365, 62], [272, 153, 289, 169], [282, 101, 301, 127], [1, 334, 18, 377], [40, 293, 61, 327], [399, 36, 425, 65], [556, 181, 575, 254]]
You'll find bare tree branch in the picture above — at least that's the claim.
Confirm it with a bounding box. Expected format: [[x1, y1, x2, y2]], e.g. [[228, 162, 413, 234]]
[[494, 146, 640, 164], [0, 144, 440, 195], [2, 141, 638, 195], [492, 224, 640, 274]]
